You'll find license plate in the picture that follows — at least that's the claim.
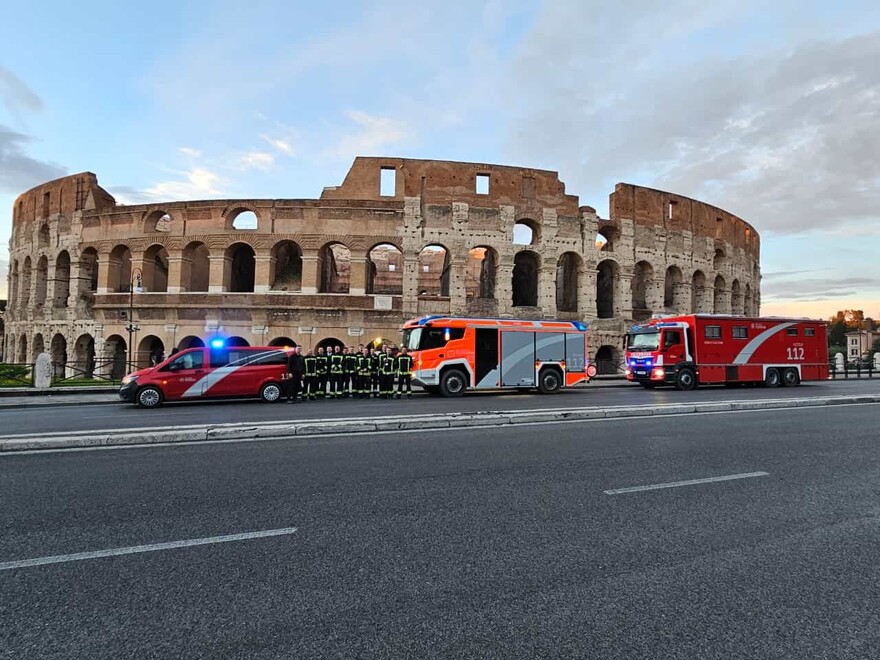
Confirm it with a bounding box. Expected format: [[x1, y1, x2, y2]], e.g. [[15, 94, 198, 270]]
[[634, 370, 648, 376]]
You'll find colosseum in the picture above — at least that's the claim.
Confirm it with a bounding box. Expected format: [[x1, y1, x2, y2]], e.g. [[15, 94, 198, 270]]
[[3, 157, 760, 379]]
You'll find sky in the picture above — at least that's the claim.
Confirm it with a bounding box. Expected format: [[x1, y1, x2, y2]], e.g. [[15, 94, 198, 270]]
[[2, 0, 879, 319]]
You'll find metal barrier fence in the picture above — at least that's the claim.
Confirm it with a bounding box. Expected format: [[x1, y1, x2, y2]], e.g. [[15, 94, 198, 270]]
[[828, 361, 879, 379], [51, 358, 125, 385]]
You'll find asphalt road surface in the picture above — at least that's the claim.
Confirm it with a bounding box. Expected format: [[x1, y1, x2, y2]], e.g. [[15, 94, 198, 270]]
[[2, 403, 879, 658], [3, 377, 880, 437]]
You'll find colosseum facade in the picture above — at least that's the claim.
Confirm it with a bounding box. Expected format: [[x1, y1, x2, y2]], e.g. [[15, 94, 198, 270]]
[[3, 157, 760, 377]]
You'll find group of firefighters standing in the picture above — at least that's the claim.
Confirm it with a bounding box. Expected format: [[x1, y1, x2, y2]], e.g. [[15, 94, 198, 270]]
[[283, 344, 414, 403]]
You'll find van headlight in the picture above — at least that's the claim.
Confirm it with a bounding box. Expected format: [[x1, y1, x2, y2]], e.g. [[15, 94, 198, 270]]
[[121, 375, 139, 386]]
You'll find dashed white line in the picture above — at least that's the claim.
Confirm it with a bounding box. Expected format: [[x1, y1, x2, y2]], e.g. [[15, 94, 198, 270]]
[[0, 526, 299, 571], [604, 471, 769, 495]]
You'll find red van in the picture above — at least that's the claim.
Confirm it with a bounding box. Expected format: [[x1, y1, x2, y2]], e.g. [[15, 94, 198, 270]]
[[119, 345, 294, 408]]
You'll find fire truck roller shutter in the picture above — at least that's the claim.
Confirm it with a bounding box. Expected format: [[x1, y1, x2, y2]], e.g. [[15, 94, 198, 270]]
[[501, 331, 537, 387], [535, 333, 565, 362], [565, 333, 586, 373]]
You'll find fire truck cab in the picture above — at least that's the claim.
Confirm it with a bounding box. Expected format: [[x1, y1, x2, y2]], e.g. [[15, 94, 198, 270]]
[[625, 314, 829, 390]]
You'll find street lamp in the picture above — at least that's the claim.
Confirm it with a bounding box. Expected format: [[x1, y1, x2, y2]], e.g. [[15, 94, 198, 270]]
[[126, 268, 143, 371]]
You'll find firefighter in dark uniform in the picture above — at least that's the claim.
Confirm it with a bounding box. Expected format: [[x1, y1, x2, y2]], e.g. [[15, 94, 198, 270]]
[[330, 346, 344, 398], [357, 347, 372, 398], [343, 347, 357, 397], [302, 350, 318, 400], [379, 347, 396, 398], [316, 347, 329, 398], [369, 347, 381, 398], [285, 346, 304, 403], [395, 346, 413, 398]]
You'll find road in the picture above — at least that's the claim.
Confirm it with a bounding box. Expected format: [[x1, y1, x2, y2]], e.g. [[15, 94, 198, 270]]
[[3, 377, 880, 437], [2, 403, 879, 658]]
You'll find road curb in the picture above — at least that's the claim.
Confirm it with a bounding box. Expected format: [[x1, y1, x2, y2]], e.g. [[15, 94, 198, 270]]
[[2, 394, 879, 453]]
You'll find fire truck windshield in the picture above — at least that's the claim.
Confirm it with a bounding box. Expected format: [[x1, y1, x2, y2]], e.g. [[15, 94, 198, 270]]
[[402, 328, 422, 351], [627, 331, 660, 351]]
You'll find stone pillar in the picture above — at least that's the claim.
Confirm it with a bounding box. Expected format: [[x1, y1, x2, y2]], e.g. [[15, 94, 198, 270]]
[[96, 256, 112, 294], [714, 287, 732, 314], [449, 258, 467, 314], [208, 255, 227, 293], [539, 265, 556, 317], [349, 256, 368, 296], [67, 260, 82, 307], [401, 255, 420, 316], [495, 260, 514, 316], [300, 253, 319, 295], [580, 267, 597, 318], [616, 273, 633, 319], [253, 253, 273, 294], [673, 281, 692, 314], [646, 278, 664, 315], [34, 353, 52, 389], [167, 255, 185, 293]]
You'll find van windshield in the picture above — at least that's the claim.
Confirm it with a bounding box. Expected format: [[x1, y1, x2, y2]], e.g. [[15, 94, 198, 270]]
[[627, 331, 660, 351]]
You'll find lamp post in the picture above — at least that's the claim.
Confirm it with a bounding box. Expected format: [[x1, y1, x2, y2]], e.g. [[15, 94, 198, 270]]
[[125, 268, 143, 371]]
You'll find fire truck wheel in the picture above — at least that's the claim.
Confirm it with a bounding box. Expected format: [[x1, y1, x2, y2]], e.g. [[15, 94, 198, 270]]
[[538, 368, 562, 394], [136, 386, 163, 408], [765, 368, 781, 387], [439, 369, 468, 397], [260, 382, 283, 402], [675, 368, 697, 391], [781, 368, 800, 387]]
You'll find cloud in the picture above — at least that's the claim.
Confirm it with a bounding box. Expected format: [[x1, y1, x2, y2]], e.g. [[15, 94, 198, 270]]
[[237, 151, 275, 171], [325, 110, 409, 161], [762, 275, 880, 300], [177, 147, 201, 159], [143, 168, 227, 201], [0, 125, 67, 194], [0, 66, 43, 117], [260, 134, 294, 156]]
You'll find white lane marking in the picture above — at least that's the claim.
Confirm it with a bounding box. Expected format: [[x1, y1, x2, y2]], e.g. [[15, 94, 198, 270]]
[[0, 526, 298, 571], [604, 471, 769, 495]]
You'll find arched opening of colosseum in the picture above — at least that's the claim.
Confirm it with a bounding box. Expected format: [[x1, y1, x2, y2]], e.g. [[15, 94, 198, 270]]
[[21, 257, 32, 307], [178, 336, 205, 350], [713, 274, 727, 313], [271, 241, 303, 292], [51, 334, 67, 377], [367, 243, 403, 295], [731, 279, 743, 315], [182, 242, 210, 292], [78, 247, 99, 296], [108, 245, 133, 293], [137, 335, 165, 368], [465, 246, 498, 301], [631, 261, 654, 321], [692, 270, 709, 313], [145, 210, 173, 233], [512, 250, 540, 308], [513, 220, 538, 246], [103, 334, 128, 380], [18, 335, 28, 363], [269, 337, 296, 348], [596, 260, 618, 319], [418, 245, 450, 297], [38, 223, 50, 248], [316, 337, 345, 352], [73, 334, 95, 377], [556, 252, 581, 313], [713, 248, 727, 273], [594, 345, 620, 375], [319, 242, 351, 294], [227, 336, 250, 347], [230, 210, 259, 231], [142, 244, 170, 293], [32, 333, 45, 361], [10, 261, 19, 308], [744, 283, 753, 316], [34, 255, 49, 307], [664, 266, 685, 312], [54, 251, 71, 308], [227, 243, 256, 293], [596, 225, 618, 252]]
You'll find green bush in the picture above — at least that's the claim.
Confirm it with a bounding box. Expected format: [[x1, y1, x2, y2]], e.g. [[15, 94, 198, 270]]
[[0, 363, 31, 380]]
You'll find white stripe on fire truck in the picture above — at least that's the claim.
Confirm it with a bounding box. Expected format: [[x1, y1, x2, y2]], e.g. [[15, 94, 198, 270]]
[[732, 322, 795, 365]]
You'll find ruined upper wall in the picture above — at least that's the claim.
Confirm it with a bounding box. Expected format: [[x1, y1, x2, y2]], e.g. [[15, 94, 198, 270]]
[[321, 157, 581, 216], [609, 183, 759, 259], [12, 172, 116, 228]]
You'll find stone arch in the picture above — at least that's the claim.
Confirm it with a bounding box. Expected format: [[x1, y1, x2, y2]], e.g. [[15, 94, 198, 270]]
[[513, 219, 539, 245], [417, 244, 450, 297], [144, 209, 174, 233], [38, 223, 50, 248], [316, 337, 345, 352], [594, 345, 620, 375], [34, 255, 49, 306], [226, 336, 250, 347], [78, 247, 99, 296], [318, 242, 351, 294], [182, 241, 210, 292], [73, 333, 95, 377], [512, 250, 541, 307], [466, 246, 498, 300], [108, 244, 133, 293], [137, 335, 165, 368], [731, 279, 743, 315], [367, 243, 403, 295], [178, 335, 205, 350], [50, 333, 67, 378], [713, 274, 727, 313], [32, 333, 45, 361], [54, 251, 71, 307], [18, 335, 28, 363], [143, 244, 170, 292], [21, 256, 32, 307], [226, 242, 256, 292], [556, 251, 582, 313], [713, 247, 728, 273], [270, 240, 303, 292], [224, 206, 260, 231], [664, 265, 684, 311], [10, 260, 19, 309], [744, 283, 753, 316], [268, 336, 296, 347], [692, 270, 710, 313], [596, 225, 619, 252], [631, 260, 654, 320], [596, 259, 619, 319], [103, 334, 128, 380]]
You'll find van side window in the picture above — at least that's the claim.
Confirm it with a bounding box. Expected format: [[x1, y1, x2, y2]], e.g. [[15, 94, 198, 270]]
[[786, 328, 798, 336], [167, 351, 203, 371], [705, 325, 721, 339], [804, 327, 815, 337], [210, 349, 230, 368], [732, 326, 748, 339], [250, 349, 288, 365]]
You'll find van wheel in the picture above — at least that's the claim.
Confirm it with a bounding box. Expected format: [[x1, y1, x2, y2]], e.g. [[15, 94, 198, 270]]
[[439, 369, 467, 397], [675, 368, 697, 391], [137, 386, 163, 408], [765, 368, 781, 387], [538, 368, 562, 394], [781, 368, 800, 387], [260, 382, 283, 402]]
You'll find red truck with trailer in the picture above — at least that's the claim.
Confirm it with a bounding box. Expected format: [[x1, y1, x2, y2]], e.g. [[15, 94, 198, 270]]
[[625, 314, 829, 390]]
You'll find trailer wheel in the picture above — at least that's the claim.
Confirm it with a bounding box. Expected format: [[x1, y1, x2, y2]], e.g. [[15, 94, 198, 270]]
[[260, 382, 283, 402], [781, 368, 800, 387], [136, 385, 164, 408], [439, 369, 467, 397], [538, 368, 562, 394], [765, 368, 781, 387], [675, 368, 697, 391]]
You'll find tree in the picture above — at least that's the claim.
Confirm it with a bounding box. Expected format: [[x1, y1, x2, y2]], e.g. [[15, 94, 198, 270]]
[[828, 319, 847, 347], [872, 337, 880, 356]]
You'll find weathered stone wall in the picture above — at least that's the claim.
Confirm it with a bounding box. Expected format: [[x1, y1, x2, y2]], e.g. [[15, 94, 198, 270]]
[[5, 158, 760, 374]]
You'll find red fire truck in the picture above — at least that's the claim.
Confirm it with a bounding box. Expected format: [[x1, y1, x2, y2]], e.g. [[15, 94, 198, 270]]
[[625, 314, 829, 390]]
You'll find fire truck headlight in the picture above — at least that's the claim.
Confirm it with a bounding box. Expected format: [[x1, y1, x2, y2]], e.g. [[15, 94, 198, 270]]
[[625, 367, 632, 377], [651, 367, 664, 380]]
